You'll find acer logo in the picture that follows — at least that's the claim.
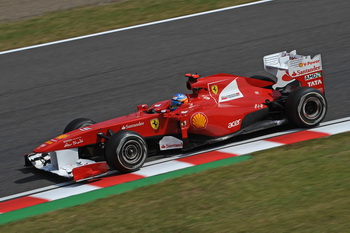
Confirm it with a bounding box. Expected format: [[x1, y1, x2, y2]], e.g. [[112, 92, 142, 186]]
[[228, 119, 241, 128]]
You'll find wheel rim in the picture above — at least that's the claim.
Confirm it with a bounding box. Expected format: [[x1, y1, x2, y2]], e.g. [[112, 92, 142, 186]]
[[297, 93, 326, 125], [302, 96, 322, 120], [120, 139, 144, 165]]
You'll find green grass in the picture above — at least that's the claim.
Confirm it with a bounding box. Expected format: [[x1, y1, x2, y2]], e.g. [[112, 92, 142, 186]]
[[0, 0, 257, 51], [1, 132, 350, 232], [1, 0, 349, 231]]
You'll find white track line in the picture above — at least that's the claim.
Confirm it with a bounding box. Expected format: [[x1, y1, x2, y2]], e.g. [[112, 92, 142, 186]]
[[319, 116, 350, 125], [1, 116, 349, 202], [0, 181, 74, 202], [219, 141, 283, 155], [134, 161, 193, 177], [310, 121, 350, 134], [31, 184, 100, 201], [0, 0, 273, 55]]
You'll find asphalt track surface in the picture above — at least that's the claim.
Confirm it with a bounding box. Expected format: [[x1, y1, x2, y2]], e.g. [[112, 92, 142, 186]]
[[0, 0, 349, 198]]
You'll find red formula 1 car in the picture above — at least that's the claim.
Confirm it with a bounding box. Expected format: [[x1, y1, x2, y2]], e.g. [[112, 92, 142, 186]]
[[26, 50, 327, 181]]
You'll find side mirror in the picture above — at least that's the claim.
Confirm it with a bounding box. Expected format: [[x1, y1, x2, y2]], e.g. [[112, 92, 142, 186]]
[[160, 109, 170, 114], [137, 104, 148, 112]]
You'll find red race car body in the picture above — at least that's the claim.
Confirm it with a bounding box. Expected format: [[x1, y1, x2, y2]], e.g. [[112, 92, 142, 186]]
[[26, 50, 327, 181]]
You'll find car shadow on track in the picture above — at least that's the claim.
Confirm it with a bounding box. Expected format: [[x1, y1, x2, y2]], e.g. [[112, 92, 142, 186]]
[[15, 167, 70, 184]]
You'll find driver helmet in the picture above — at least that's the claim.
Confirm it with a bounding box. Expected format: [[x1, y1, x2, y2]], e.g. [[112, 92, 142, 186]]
[[170, 93, 188, 110]]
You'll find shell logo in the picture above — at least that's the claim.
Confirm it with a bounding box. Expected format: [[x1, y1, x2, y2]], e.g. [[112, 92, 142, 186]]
[[299, 63, 304, 67], [191, 113, 208, 129]]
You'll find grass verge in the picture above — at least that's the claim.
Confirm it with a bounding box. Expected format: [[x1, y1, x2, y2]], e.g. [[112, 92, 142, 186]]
[[0, 0, 258, 52], [1, 132, 350, 232]]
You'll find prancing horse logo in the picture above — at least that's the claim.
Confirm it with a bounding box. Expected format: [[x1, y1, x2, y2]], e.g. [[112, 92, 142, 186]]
[[211, 85, 219, 94], [150, 118, 159, 130]]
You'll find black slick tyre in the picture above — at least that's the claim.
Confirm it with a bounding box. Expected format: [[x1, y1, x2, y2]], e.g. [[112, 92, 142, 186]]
[[105, 131, 147, 173], [63, 118, 96, 133], [285, 87, 327, 127]]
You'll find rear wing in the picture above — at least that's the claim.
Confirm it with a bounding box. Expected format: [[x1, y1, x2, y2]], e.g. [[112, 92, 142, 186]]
[[263, 50, 324, 93]]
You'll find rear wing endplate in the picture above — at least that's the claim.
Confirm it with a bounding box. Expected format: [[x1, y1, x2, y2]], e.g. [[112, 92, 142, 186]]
[[263, 50, 324, 93]]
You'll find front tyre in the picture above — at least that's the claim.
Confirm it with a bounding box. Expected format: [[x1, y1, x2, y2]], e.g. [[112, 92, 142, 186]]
[[63, 118, 96, 133], [106, 131, 148, 173], [285, 87, 327, 127]]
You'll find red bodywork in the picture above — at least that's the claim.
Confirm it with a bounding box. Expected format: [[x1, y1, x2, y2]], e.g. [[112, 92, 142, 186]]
[[34, 73, 277, 154], [27, 50, 326, 181]]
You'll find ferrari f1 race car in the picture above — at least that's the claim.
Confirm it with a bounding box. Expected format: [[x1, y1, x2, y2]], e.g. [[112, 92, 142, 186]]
[[25, 50, 327, 181]]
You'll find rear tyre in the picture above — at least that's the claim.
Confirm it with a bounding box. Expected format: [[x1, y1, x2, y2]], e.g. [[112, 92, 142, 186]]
[[63, 118, 96, 133], [285, 87, 327, 127], [105, 131, 147, 173]]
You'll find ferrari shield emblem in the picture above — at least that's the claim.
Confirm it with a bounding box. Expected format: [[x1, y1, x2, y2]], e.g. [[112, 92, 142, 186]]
[[150, 118, 159, 130], [211, 85, 219, 94]]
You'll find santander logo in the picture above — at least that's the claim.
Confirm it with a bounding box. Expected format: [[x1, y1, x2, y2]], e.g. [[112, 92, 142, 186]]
[[159, 136, 183, 151]]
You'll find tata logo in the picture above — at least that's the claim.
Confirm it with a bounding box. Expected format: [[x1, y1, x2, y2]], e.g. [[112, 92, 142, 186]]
[[150, 118, 159, 130], [307, 79, 322, 87], [211, 85, 219, 94]]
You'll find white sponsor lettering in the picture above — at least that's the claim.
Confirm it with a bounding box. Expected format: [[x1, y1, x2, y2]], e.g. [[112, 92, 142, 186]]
[[307, 79, 323, 87], [64, 137, 84, 148], [38, 143, 46, 148], [79, 127, 92, 131], [121, 121, 144, 130], [255, 104, 264, 109], [228, 119, 241, 128], [305, 72, 322, 81]]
